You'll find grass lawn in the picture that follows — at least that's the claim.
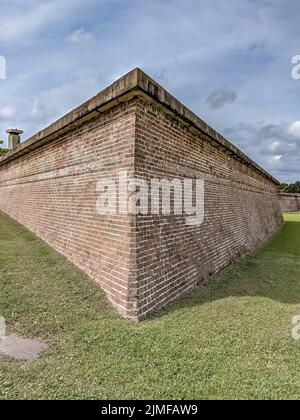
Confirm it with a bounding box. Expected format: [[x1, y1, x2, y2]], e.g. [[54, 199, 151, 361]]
[[0, 211, 299, 400]]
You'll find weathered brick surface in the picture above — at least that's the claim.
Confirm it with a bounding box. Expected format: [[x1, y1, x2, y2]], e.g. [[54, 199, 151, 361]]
[[279, 193, 300, 212], [0, 69, 283, 320], [133, 98, 283, 319], [0, 103, 138, 318]]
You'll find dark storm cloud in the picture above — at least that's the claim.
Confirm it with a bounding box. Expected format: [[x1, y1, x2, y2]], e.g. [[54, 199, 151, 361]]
[[206, 88, 237, 109]]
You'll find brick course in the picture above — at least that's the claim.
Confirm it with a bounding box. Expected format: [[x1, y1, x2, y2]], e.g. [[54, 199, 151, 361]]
[[0, 69, 283, 320]]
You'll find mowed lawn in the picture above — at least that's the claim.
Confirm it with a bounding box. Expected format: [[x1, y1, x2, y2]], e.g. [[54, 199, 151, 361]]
[[0, 211, 299, 400]]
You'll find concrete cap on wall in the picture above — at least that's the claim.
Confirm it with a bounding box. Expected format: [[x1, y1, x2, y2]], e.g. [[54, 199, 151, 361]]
[[5, 129, 24, 135]]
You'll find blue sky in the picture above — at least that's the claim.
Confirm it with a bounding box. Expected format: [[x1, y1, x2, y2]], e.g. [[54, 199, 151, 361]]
[[0, 0, 299, 182]]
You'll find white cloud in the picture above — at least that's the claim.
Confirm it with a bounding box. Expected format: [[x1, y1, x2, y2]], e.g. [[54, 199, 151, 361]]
[[0, 0, 83, 43], [67, 28, 93, 46], [30, 98, 49, 123], [269, 140, 280, 151], [288, 121, 300, 139], [268, 155, 283, 165], [0, 106, 16, 119], [223, 120, 299, 181]]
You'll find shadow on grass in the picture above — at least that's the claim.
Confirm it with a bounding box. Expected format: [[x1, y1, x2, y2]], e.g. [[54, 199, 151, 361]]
[[159, 218, 300, 318]]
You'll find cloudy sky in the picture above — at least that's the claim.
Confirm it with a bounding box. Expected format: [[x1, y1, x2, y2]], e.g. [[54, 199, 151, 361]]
[[0, 0, 299, 182]]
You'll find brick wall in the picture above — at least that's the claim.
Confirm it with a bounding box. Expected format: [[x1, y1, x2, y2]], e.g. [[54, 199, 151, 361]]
[[0, 69, 283, 320], [0, 102, 138, 318], [279, 193, 300, 212], [134, 98, 283, 319]]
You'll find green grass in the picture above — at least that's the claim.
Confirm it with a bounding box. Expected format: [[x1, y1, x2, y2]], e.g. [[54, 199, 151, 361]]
[[283, 212, 300, 222], [0, 211, 299, 400], [0, 149, 8, 157]]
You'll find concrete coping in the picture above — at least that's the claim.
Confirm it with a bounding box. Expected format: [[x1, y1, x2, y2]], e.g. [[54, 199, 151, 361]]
[[5, 129, 24, 135], [0, 68, 280, 185]]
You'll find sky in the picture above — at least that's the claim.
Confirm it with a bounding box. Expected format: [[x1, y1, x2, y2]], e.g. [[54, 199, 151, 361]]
[[0, 0, 299, 183]]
